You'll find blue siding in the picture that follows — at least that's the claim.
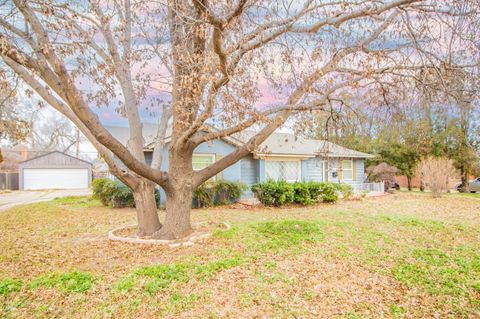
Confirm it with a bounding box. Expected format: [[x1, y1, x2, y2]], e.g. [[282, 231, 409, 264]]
[[114, 140, 367, 203], [240, 155, 258, 197], [326, 158, 339, 183], [302, 158, 324, 182], [150, 139, 242, 205], [258, 159, 266, 182], [355, 159, 365, 183]]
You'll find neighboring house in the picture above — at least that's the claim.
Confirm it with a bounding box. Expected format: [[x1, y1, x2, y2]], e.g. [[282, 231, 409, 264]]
[[0, 145, 29, 172], [18, 151, 92, 190], [106, 124, 374, 203]]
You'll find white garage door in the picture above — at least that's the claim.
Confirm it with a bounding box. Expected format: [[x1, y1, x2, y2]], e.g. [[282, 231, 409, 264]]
[[23, 168, 89, 190]]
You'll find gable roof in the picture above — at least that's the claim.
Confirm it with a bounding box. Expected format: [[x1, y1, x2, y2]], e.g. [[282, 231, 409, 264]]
[[104, 123, 162, 147], [104, 124, 244, 149], [19, 151, 92, 166], [105, 124, 373, 159]]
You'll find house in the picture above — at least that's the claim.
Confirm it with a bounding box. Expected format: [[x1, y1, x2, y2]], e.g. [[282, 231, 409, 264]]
[[18, 151, 93, 190], [106, 124, 374, 203]]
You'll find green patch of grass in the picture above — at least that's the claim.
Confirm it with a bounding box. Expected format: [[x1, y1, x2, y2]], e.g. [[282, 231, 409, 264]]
[[193, 257, 243, 281], [29, 271, 96, 293], [390, 304, 406, 318], [378, 215, 445, 231], [0, 278, 22, 296], [212, 225, 239, 239], [51, 196, 100, 208], [165, 292, 200, 313], [134, 263, 190, 295], [252, 220, 324, 250], [114, 257, 243, 295], [453, 192, 480, 199], [392, 247, 480, 297]]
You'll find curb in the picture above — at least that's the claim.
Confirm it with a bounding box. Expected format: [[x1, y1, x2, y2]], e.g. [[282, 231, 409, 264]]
[[108, 221, 231, 247]]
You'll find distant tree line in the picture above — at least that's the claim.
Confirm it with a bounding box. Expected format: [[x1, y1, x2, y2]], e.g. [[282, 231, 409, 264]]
[[295, 65, 479, 191]]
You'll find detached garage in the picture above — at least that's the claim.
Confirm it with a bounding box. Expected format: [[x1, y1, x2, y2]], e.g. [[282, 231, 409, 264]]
[[19, 151, 92, 190]]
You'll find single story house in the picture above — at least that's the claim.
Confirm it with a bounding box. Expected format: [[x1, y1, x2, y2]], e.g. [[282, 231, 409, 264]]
[[19, 151, 93, 190], [106, 124, 374, 203]]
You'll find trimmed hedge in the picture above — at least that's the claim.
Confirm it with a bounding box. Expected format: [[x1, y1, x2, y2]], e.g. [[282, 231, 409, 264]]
[[91, 178, 160, 208], [193, 180, 247, 208], [251, 180, 294, 206], [252, 180, 353, 206]]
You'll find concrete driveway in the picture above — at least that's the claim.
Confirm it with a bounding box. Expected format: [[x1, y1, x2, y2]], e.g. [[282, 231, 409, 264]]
[[0, 189, 92, 212]]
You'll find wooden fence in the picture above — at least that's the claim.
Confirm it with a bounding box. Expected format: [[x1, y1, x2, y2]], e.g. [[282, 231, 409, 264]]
[[0, 172, 19, 190]]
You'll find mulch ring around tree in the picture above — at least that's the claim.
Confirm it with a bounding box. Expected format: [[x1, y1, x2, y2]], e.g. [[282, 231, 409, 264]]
[[108, 221, 231, 248]]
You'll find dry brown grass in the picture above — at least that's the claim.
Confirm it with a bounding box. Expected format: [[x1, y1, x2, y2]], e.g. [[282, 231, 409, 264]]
[[1, 193, 480, 318]]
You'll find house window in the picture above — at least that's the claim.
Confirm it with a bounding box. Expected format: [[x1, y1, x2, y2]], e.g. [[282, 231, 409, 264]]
[[265, 160, 301, 182], [342, 159, 353, 181], [192, 154, 215, 171]]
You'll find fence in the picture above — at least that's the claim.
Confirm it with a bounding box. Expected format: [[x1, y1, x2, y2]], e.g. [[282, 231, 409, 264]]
[[0, 172, 19, 190], [350, 182, 384, 194]]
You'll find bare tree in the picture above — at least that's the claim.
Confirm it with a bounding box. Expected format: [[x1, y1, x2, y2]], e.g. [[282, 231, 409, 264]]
[[416, 156, 458, 197], [0, 0, 478, 239], [0, 79, 30, 143]]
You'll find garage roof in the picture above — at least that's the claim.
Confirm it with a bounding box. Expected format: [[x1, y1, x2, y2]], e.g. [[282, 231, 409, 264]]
[[19, 151, 92, 168]]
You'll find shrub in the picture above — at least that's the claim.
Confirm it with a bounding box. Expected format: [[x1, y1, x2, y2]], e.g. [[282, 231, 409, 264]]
[[111, 185, 136, 208], [91, 178, 161, 208], [214, 180, 248, 205], [318, 182, 338, 202], [91, 178, 117, 206], [293, 182, 313, 205], [416, 157, 458, 197], [193, 180, 247, 208], [193, 183, 215, 208], [366, 162, 398, 192], [306, 181, 323, 201], [253, 180, 348, 206], [252, 180, 295, 206], [337, 183, 353, 199]]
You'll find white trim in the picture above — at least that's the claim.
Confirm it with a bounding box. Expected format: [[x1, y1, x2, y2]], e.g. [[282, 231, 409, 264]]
[[265, 159, 302, 183], [322, 160, 327, 182], [255, 154, 315, 159], [192, 153, 216, 171]]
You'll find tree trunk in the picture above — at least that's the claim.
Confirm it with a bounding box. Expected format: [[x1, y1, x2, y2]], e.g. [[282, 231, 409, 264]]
[[132, 178, 162, 237], [407, 175, 412, 191], [152, 146, 195, 240], [153, 187, 194, 240], [460, 166, 469, 192]]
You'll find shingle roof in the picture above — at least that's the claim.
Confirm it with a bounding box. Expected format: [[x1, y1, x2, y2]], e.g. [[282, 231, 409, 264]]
[[104, 123, 166, 147], [105, 124, 373, 158], [234, 131, 373, 158]]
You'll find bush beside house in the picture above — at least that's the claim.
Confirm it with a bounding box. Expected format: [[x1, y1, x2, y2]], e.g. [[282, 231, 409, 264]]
[[92, 178, 161, 208], [252, 180, 352, 206], [93, 178, 246, 209], [193, 180, 247, 208], [93, 178, 353, 209]]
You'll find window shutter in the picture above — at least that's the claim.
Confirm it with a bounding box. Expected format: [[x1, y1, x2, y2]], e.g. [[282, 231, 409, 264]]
[[352, 160, 357, 181], [215, 154, 223, 180]]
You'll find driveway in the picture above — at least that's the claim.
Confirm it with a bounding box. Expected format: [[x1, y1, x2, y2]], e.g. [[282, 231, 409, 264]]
[[0, 189, 92, 212]]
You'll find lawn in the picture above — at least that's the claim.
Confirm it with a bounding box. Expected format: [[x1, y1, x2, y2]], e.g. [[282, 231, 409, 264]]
[[1, 193, 480, 318]]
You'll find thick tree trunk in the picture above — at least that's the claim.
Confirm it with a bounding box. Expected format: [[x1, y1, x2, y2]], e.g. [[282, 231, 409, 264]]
[[153, 187, 194, 240], [407, 175, 412, 191], [132, 178, 162, 237], [152, 146, 195, 240]]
